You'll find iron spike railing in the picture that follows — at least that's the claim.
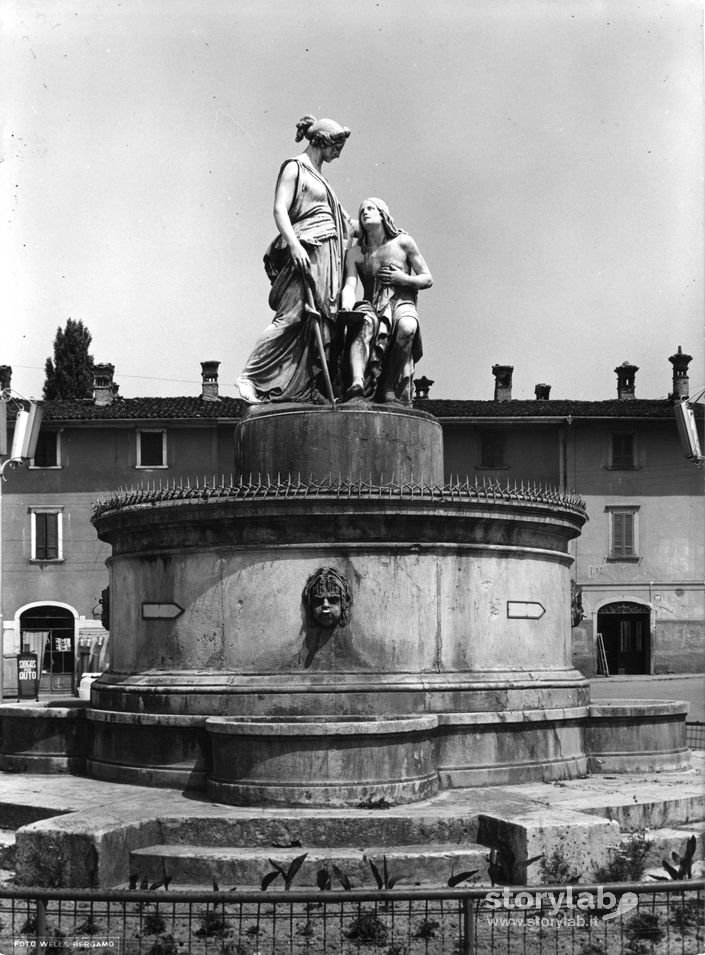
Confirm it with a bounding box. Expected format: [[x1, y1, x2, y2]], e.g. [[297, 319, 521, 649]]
[[91, 477, 587, 522]]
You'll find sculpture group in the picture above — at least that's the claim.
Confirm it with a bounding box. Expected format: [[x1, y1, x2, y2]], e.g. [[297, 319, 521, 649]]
[[236, 115, 433, 407]]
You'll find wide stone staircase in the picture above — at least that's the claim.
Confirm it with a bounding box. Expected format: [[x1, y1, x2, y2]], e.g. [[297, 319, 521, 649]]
[[3, 755, 704, 889]]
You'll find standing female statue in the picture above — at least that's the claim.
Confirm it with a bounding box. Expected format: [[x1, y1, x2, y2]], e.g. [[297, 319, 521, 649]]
[[236, 116, 354, 404]]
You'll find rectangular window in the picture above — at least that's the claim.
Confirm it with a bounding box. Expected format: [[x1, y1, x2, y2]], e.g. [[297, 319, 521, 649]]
[[31, 431, 60, 468], [607, 507, 639, 560], [611, 432, 635, 468], [479, 431, 506, 468], [31, 509, 63, 561], [137, 429, 167, 468]]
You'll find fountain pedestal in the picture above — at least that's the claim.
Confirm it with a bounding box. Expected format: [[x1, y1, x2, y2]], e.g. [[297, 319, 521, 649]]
[[83, 403, 609, 804]]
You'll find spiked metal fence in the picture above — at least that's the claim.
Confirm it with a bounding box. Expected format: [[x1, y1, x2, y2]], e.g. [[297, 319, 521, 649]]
[[91, 476, 587, 522], [0, 880, 702, 954]]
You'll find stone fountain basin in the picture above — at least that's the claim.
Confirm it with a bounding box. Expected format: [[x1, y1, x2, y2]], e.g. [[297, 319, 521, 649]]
[[206, 713, 439, 807], [586, 698, 690, 773]]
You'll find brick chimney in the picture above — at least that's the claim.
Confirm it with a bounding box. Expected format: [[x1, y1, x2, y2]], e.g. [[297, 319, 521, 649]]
[[535, 383, 551, 401], [414, 375, 434, 400], [669, 346, 692, 401], [0, 365, 11, 395], [93, 363, 116, 406], [615, 361, 638, 400], [492, 364, 514, 402], [200, 360, 221, 400]]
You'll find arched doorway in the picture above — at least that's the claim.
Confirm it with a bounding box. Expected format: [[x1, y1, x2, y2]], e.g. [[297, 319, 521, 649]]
[[596, 601, 651, 675], [19, 605, 76, 694]]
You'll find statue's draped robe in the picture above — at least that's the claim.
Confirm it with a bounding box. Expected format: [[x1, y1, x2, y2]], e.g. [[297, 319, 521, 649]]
[[237, 159, 351, 402], [343, 283, 423, 403]]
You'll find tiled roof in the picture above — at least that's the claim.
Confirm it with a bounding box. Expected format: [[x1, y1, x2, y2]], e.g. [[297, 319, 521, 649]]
[[34, 396, 248, 422], [415, 398, 702, 420], [6, 395, 702, 423]]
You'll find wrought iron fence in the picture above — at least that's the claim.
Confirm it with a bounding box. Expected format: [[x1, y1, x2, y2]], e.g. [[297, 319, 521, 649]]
[[686, 721, 705, 750], [0, 880, 702, 954]]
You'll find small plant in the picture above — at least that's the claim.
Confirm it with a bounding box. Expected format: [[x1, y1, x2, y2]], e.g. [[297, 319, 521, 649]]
[[143, 912, 167, 936], [333, 863, 353, 890], [75, 917, 102, 935], [369, 855, 406, 890], [625, 911, 663, 948], [486, 844, 543, 885], [358, 796, 393, 810], [540, 847, 580, 885], [261, 852, 308, 891], [592, 832, 652, 883], [221, 943, 248, 955], [385, 946, 407, 955], [194, 909, 227, 938], [144, 935, 178, 955], [577, 943, 608, 955], [668, 897, 705, 932], [149, 876, 172, 891], [315, 862, 353, 892], [661, 834, 698, 880], [296, 920, 315, 937], [345, 908, 388, 944], [245, 924, 261, 937], [447, 868, 478, 887], [414, 917, 440, 939]]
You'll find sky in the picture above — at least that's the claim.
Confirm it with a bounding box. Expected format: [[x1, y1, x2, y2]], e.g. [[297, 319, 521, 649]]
[[2, 0, 703, 403]]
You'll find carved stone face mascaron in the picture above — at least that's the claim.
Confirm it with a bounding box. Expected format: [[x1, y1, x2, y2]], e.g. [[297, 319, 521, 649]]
[[310, 590, 343, 628], [302, 567, 352, 629]]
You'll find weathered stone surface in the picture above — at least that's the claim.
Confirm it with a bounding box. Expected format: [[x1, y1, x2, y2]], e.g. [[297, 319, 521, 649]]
[[0, 704, 89, 774], [8, 758, 703, 887], [207, 715, 438, 807], [235, 404, 443, 484], [586, 699, 690, 773], [129, 842, 490, 889]]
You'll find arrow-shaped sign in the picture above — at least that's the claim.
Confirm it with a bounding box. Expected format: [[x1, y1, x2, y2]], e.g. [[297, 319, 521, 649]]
[[142, 602, 184, 620], [507, 601, 546, 620]]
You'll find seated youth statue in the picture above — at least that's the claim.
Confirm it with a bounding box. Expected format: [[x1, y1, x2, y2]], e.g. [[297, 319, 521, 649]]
[[338, 197, 432, 405], [236, 115, 355, 404]]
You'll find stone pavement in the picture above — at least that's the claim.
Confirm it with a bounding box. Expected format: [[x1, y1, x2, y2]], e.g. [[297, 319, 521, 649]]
[[1, 753, 703, 889]]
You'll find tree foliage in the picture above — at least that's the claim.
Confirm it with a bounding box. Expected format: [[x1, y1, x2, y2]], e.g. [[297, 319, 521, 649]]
[[43, 319, 95, 399]]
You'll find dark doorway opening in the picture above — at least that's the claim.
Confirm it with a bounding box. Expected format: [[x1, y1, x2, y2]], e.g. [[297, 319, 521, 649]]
[[20, 605, 76, 694], [597, 602, 651, 675]]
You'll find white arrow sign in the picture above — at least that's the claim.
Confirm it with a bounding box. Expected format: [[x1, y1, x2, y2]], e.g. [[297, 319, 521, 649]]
[[507, 601, 546, 620], [142, 602, 184, 620]]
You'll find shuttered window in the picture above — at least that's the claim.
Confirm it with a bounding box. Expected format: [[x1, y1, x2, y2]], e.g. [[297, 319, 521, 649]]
[[607, 506, 639, 560], [32, 510, 62, 560], [32, 431, 60, 468], [479, 431, 506, 468], [137, 430, 167, 468], [611, 432, 635, 468]]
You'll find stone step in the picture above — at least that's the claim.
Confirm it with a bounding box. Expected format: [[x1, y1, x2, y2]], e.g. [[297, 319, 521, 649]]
[[156, 810, 480, 850], [129, 842, 490, 890]]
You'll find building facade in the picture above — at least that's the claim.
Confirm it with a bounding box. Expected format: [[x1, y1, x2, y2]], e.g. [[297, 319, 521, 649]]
[[423, 351, 704, 677], [0, 362, 244, 696], [1, 351, 702, 696]]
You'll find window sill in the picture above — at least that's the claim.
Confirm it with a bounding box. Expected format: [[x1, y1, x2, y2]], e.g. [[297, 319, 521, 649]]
[[28, 465, 63, 471], [605, 465, 642, 471], [135, 465, 169, 470], [606, 556, 640, 563], [475, 465, 510, 471], [29, 558, 65, 565]]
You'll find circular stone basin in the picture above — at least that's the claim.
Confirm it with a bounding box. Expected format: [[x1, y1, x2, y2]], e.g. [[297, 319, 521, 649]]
[[0, 704, 89, 774], [586, 699, 690, 774], [206, 714, 439, 807]]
